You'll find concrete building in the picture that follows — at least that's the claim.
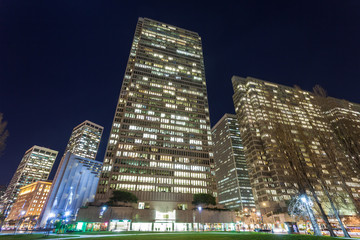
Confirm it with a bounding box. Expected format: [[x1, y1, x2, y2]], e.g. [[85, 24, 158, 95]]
[[212, 114, 255, 211], [38, 152, 103, 227], [2, 146, 58, 215], [231, 76, 360, 217], [5, 181, 52, 229], [65, 120, 103, 160], [95, 17, 215, 221]]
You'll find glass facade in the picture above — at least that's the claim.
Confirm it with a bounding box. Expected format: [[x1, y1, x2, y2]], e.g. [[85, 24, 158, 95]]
[[96, 18, 214, 204], [39, 152, 103, 227], [212, 114, 255, 210]]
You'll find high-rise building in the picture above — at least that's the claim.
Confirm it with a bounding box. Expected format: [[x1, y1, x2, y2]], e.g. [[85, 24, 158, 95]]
[[38, 152, 102, 227], [232, 76, 360, 216], [96, 18, 214, 210], [38, 120, 103, 227], [212, 114, 255, 211], [5, 181, 52, 229], [65, 120, 103, 160], [2, 146, 58, 215]]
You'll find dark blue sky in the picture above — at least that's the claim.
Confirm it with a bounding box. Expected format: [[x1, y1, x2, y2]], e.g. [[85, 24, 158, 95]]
[[1, 0, 360, 185]]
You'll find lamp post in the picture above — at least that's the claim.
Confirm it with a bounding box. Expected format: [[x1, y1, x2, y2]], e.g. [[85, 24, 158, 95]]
[[14, 210, 26, 235], [198, 207, 202, 231], [301, 195, 321, 236]]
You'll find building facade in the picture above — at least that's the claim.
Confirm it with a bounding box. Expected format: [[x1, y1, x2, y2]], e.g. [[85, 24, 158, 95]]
[[65, 120, 103, 160], [212, 114, 255, 211], [2, 146, 58, 215], [5, 181, 52, 229], [231, 76, 360, 216], [95, 17, 215, 212], [38, 152, 103, 227], [76, 205, 236, 232]]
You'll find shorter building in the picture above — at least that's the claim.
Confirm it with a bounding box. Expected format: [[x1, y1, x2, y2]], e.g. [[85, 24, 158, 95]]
[[38, 152, 103, 228], [5, 181, 52, 229], [76, 205, 236, 232], [212, 114, 255, 211], [2, 146, 58, 216]]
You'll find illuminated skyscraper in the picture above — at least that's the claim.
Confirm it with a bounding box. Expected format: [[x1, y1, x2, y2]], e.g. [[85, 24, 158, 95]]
[[96, 18, 214, 210], [65, 120, 103, 160], [38, 121, 103, 227], [212, 114, 255, 211], [232, 76, 360, 216], [2, 146, 58, 215]]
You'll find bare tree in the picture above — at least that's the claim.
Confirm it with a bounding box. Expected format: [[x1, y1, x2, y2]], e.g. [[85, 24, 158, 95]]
[[0, 113, 9, 156], [267, 120, 328, 236], [290, 86, 351, 237], [313, 85, 360, 215]]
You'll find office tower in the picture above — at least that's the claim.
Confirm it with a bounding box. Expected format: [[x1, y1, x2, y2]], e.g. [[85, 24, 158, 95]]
[[65, 120, 103, 160], [38, 152, 102, 227], [2, 146, 58, 215], [96, 18, 214, 209], [38, 120, 103, 227], [232, 76, 360, 216], [5, 181, 52, 229], [212, 114, 255, 211]]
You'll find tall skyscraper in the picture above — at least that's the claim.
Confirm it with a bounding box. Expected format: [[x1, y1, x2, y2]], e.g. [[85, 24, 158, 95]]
[[212, 114, 255, 211], [38, 121, 103, 227], [232, 76, 360, 216], [65, 120, 103, 160], [96, 18, 214, 210], [2, 146, 58, 215]]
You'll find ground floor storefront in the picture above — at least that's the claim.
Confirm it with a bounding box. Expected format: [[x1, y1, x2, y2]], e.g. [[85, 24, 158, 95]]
[[75, 220, 236, 232]]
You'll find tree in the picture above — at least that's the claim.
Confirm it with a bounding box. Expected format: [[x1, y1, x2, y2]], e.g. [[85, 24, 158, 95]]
[[293, 85, 351, 237], [268, 120, 324, 236], [107, 190, 138, 205], [313, 85, 360, 215], [192, 193, 216, 206], [0, 113, 9, 157]]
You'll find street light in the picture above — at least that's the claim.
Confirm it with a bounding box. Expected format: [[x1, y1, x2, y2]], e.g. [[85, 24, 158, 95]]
[[14, 210, 26, 235], [198, 207, 202, 231]]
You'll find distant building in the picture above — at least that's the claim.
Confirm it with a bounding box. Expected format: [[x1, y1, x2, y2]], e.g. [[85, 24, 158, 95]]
[[65, 120, 103, 160], [5, 181, 52, 229], [38, 152, 103, 227], [38, 120, 103, 228], [212, 114, 255, 211], [2, 146, 58, 215], [231, 76, 360, 216]]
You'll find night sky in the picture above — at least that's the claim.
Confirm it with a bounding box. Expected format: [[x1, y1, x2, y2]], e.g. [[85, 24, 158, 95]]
[[1, 0, 360, 185]]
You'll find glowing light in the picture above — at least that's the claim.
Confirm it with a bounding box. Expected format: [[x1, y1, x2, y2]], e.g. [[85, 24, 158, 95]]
[[65, 211, 71, 217], [49, 213, 55, 218], [198, 207, 202, 212]]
